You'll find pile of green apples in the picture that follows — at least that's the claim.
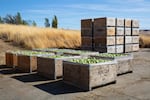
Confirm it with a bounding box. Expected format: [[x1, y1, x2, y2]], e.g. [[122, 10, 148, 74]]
[[98, 53, 127, 58], [70, 57, 109, 64]]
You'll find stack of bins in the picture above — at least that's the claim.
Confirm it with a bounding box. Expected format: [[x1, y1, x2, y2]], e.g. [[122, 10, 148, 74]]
[[93, 17, 116, 53], [124, 19, 132, 53], [81, 19, 93, 51], [131, 20, 139, 51], [115, 18, 124, 53]]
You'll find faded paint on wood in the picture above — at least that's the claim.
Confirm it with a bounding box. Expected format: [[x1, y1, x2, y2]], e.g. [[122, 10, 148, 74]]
[[94, 36, 115, 46], [116, 18, 124, 27], [63, 60, 117, 91], [94, 17, 116, 27], [94, 27, 115, 36], [116, 36, 124, 45], [116, 27, 124, 36]]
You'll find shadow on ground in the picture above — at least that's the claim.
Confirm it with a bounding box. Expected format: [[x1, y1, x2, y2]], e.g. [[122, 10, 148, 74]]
[[0, 65, 17, 74], [34, 80, 84, 95], [0, 65, 26, 74], [0, 65, 85, 95], [12, 73, 50, 82]]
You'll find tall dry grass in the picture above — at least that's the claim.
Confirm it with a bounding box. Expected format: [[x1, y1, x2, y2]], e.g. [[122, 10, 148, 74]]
[[0, 24, 81, 49], [139, 34, 150, 48]]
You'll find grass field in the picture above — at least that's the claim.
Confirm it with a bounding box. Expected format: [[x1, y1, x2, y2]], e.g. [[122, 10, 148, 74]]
[[0, 24, 150, 49], [0, 24, 81, 49]]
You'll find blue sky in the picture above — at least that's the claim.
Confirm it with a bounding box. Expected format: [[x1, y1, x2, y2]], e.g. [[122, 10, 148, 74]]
[[0, 0, 150, 30]]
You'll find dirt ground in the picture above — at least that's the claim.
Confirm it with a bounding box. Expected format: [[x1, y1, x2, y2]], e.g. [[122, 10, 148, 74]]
[[0, 39, 150, 100]]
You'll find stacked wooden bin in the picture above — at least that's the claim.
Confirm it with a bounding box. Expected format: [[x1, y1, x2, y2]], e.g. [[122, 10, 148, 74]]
[[93, 18, 116, 53], [81, 17, 139, 53], [124, 19, 132, 52], [116, 18, 124, 53], [131, 20, 139, 52], [81, 19, 93, 51]]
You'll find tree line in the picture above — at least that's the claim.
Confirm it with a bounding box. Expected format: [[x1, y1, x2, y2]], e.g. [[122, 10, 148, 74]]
[[44, 15, 58, 28], [0, 12, 58, 28]]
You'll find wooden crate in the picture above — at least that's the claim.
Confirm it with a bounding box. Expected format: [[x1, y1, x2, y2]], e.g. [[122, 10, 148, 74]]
[[116, 18, 124, 27], [125, 44, 132, 52], [37, 56, 80, 79], [94, 36, 115, 46], [94, 46, 116, 53], [91, 53, 133, 75], [116, 54, 133, 74], [81, 19, 93, 37], [63, 59, 117, 91], [125, 28, 131, 36], [132, 28, 139, 36], [17, 55, 37, 73], [81, 37, 92, 47], [116, 36, 124, 45], [81, 28, 93, 37], [81, 46, 93, 51], [81, 19, 93, 28], [132, 20, 139, 28], [94, 27, 115, 36], [5, 52, 17, 68], [94, 17, 116, 27], [132, 44, 139, 51], [125, 36, 132, 44], [116, 27, 124, 36], [116, 45, 124, 53], [125, 19, 131, 27], [132, 36, 139, 44]]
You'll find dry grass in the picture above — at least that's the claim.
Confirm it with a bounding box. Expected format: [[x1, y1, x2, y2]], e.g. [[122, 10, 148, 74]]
[[1, 24, 149, 49], [0, 24, 81, 49], [139, 34, 150, 48]]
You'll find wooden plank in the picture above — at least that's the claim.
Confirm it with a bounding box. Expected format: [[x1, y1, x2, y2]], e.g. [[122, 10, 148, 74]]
[[116, 18, 124, 27], [5, 52, 17, 68], [125, 28, 131, 36], [63, 60, 117, 91], [132, 36, 139, 43], [132, 20, 139, 28], [17, 55, 37, 73], [37, 56, 80, 79], [125, 19, 131, 27], [132, 28, 139, 36], [81, 19, 93, 36], [81, 28, 93, 37], [81, 46, 93, 51], [125, 36, 132, 44], [91, 53, 133, 75], [116, 27, 124, 36], [125, 44, 132, 52], [116, 36, 124, 45], [132, 44, 139, 51], [116, 45, 124, 53], [94, 27, 115, 36], [81, 19, 93, 28], [94, 46, 116, 53], [94, 36, 115, 46], [81, 37, 92, 46], [94, 17, 116, 27]]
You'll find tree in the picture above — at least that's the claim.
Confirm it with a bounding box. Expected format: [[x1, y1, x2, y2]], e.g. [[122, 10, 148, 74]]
[[3, 14, 16, 24], [15, 12, 22, 24], [32, 21, 37, 26], [44, 18, 50, 27], [0, 16, 4, 23], [22, 20, 29, 25], [52, 15, 58, 28]]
